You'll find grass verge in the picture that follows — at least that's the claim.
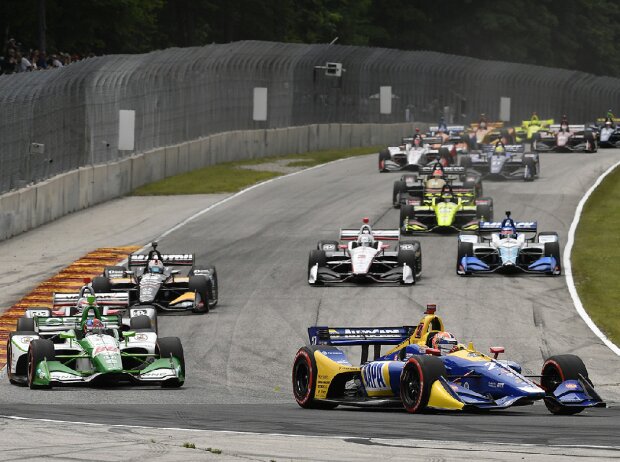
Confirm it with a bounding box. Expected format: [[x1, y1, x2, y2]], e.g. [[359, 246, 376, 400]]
[[132, 146, 380, 195], [572, 165, 620, 345]]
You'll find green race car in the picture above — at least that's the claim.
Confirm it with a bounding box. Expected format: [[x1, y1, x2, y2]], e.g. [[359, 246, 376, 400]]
[[400, 183, 493, 234], [7, 297, 184, 389]]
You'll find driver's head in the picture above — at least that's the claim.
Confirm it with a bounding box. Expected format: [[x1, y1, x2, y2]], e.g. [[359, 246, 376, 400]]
[[147, 259, 164, 274], [606, 120, 612, 126], [500, 226, 517, 239], [413, 137, 422, 147], [494, 144, 506, 155], [432, 168, 443, 178], [479, 121, 487, 129], [84, 318, 104, 335], [432, 332, 458, 355], [358, 234, 374, 247]]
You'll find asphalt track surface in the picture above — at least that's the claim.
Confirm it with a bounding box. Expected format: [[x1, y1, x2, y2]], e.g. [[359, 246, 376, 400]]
[[1, 151, 620, 449]]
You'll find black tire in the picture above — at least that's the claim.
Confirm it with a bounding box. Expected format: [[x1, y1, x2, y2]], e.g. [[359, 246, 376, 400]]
[[544, 241, 562, 275], [7, 332, 34, 385], [103, 265, 127, 278], [91, 276, 111, 293], [308, 250, 327, 285], [541, 354, 589, 415], [130, 305, 158, 333], [190, 266, 218, 308], [456, 241, 474, 275], [584, 131, 597, 153], [188, 276, 209, 314], [130, 315, 153, 331], [523, 157, 536, 182], [459, 156, 472, 170], [532, 132, 542, 152], [476, 198, 493, 221], [379, 149, 391, 171], [158, 337, 185, 387], [16, 317, 35, 332], [393, 181, 407, 208], [400, 355, 446, 413], [397, 250, 417, 283], [292, 346, 339, 409], [438, 147, 451, 165], [399, 240, 422, 276], [317, 240, 339, 252], [400, 204, 415, 228], [27, 339, 55, 389]]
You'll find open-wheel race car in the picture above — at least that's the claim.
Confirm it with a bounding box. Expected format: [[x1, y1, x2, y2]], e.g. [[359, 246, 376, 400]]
[[460, 143, 539, 181], [92, 242, 218, 314], [292, 305, 605, 414], [456, 211, 561, 276], [532, 124, 597, 153], [7, 296, 184, 388], [308, 218, 422, 285]]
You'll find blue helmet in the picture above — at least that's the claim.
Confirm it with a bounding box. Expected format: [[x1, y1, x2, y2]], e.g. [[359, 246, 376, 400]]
[[500, 225, 516, 239]]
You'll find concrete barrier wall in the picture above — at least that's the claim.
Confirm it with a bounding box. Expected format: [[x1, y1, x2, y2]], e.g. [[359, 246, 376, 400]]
[[0, 122, 427, 242]]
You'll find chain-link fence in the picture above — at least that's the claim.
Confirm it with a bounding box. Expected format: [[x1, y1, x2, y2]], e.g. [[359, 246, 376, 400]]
[[1, 40, 619, 194]]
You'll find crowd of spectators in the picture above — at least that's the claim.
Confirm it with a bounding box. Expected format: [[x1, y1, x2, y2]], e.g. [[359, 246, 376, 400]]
[[0, 37, 94, 75]]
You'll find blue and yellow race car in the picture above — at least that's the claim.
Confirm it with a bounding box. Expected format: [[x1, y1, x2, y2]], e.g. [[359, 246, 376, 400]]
[[293, 305, 605, 414]]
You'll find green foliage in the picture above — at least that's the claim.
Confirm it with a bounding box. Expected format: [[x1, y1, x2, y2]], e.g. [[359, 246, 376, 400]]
[[572, 166, 620, 344]]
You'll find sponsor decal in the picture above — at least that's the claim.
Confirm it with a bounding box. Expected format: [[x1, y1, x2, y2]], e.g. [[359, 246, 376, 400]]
[[142, 369, 173, 378], [93, 345, 120, 356], [343, 328, 401, 336], [488, 381, 504, 388], [19, 336, 34, 344], [400, 244, 414, 250], [463, 382, 470, 389], [565, 383, 578, 390], [131, 309, 149, 317], [135, 333, 149, 341], [363, 363, 387, 389]]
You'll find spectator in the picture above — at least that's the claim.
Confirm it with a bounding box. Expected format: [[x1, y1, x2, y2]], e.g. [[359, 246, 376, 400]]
[[37, 51, 48, 69], [0, 47, 18, 74], [16, 52, 33, 72], [49, 54, 63, 68]]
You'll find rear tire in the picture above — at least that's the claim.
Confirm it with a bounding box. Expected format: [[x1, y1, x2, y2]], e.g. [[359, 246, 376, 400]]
[[523, 157, 536, 182], [16, 317, 35, 332], [400, 355, 446, 413], [476, 198, 493, 221], [393, 181, 407, 208], [91, 276, 111, 293], [189, 276, 209, 313], [400, 204, 415, 228], [459, 156, 472, 170], [292, 346, 339, 409], [129, 315, 152, 331], [102, 265, 127, 278], [158, 337, 185, 387], [541, 354, 589, 415], [317, 240, 339, 252], [27, 339, 55, 389]]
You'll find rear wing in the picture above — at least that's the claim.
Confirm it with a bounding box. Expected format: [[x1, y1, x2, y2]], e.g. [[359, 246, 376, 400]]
[[339, 229, 400, 241], [309, 326, 415, 346], [549, 124, 585, 132], [481, 144, 525, 154], [419, 166, 465, 176], [128, 253, 194, 266], [35, 315, 121, 333], [428, 125, 464, 132], [479, 221, 537, 233], [522, 118, 553, 127], [52, 292, 130, 308]]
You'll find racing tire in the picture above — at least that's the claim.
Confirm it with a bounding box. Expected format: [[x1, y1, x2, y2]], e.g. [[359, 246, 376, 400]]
[[523, 158, 536, 182], [544, 241, 562, 275], [308, 250, 327, 285], [130, 305, 158, 333], [400, 204, 415, 229], [317, 240, 339, 252], [7, 331, 35, 385], [399, 240, 422, 276], [541, 354, 589, 415], [532, 132, 542, 152], [584, 131, 597, 153], [16, 317, 35, 332], [400, 355, 447, 413], [190, 266, 218, 308], [130, 315, 153, 331], [459, 156, 473, 170], [292, 346, 339, 409], [379, 149, 391, 172], [476, 198, 493, 221], [397, 249, 417, 284], [393, 181, 407, 208], [438, 147, 451, 165], [456, 241, 474, 275], [27, 339, 55, 390], [189, 276, 210, 314], [103, 265, 127, 278], [157, 337, 185, 388], [91, 276, 112, 293]]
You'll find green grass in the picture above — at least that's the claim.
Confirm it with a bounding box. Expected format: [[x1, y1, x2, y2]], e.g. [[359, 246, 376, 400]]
[[131, 146, 380, 195], [572, 165, 620, 345]]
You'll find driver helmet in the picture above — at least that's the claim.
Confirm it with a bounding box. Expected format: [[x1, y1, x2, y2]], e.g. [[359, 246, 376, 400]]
[[84, 318, 104, 335], [479, 121, 487, 129], [147, 259, 164, 274], [494, 144, 506, 155], [413, 137, 422, 147], [358, 234, 374, 247], [432, 332, 458, 355], [500, 226, 517, 239], [432, 168, 443, 178], [605, 119, 612, 126]]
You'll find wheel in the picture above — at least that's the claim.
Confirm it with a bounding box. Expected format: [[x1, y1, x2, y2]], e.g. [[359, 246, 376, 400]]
[[399, 240, 422, 276], [317, 240, 339, 252], [523, 157, 536, 182], [188, 276, 209, 313], [91, 276, 111, 293], [400, 204, 415, 228], [130, 305, 158, 333], [541, 354, 589, 415], [308, 250, 327, 285], [456, 241, 474, 274], [459, 156, 472, 170], [27, 339, 55, 389], [16, 317, 35, 332], [393, 181, 407, 208], [103, 265, 127, 278], [130, 315, 153, 331], [544, 241, 562, 275], [476, 198, 493, 221], [397, 249, 417, 283], [157, 337, 185, 387], [7, 332, 32, 385], [584, 131, 597, 153], [400, 355, 446, 413], [379, 149, 391, 172], [532, 132, 542, 152], [438, 147, 451, 165], [292, 346, 339, 409], [190, 266, 218, 308]]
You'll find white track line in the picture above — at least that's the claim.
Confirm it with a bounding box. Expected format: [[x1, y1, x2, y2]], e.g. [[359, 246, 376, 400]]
[[564, 159, 620, 356]]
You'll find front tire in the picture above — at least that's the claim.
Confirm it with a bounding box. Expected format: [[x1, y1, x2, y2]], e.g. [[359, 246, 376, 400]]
[[379, 149, 391, 172], [400, 355, 446, 413], [541, 354, 589, 415], [308, 250, 327, 285], [158, 337, 185, 388], [292, 346, 339, 409], [544, 241, 562, 275], [523, 157, 536, 182], [27, 339, 55, 389], [188, 276, 209, 313], [393, 181, 407, 208], [456, 241, 474, 275], [400, 204, 415, 228], [476, 198, 493, 221]]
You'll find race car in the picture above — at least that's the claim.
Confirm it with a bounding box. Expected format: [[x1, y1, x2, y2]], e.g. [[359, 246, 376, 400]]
[[460, 143, 539, 181], [400, 183, 493, 234], [392, 162, 483, 208], [514, 114, 554, 141], [21, 284, 158, 332], [292, 305, 605, 414], [466, 119, 506, 149], [91, 242, 218, 313], [590, 118, 620, 148], [532, 124, 597, 153], [308, 218, 421, 285], [6, 296, 184, 388], [456, 211, 561, 275]]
